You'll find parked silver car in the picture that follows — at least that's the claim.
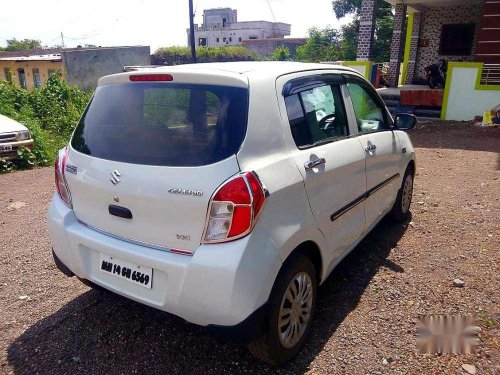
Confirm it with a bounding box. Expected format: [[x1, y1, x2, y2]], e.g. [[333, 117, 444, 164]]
[[0, 114, 34, 159]]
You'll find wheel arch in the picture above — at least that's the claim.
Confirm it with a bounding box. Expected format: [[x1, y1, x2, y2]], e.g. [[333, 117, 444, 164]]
[[407, 159, 416, 174], [284, 240, 323, 285]]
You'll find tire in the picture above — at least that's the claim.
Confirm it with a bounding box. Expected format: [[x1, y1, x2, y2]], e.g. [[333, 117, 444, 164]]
[[391, 165, 414, 222], [428, 77, 436, 89], [247, 253, 317, 366]]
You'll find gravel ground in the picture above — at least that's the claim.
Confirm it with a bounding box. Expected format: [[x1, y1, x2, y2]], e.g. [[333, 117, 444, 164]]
[[0, 121, 499, 375]]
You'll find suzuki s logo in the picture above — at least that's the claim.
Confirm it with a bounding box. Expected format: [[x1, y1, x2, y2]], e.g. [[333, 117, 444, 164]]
[[110, 170, 121, 185]]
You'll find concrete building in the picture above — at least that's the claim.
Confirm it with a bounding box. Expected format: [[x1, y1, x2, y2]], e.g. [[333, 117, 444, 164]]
[[0, 53, 62, 90], [0, 46, 150, 91], [187, 8, 291, 47], [62, 46, 150, 90], [348, 0, 500, 121]]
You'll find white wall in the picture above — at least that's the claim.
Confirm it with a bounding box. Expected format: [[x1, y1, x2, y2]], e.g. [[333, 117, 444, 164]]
[[189, 21, 290, 47], [444, 65, 500, 121], [340, 62, 371, 80]]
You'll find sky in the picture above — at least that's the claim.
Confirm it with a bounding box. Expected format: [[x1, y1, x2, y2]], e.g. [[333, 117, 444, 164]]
[[0, 0, 351, 52]]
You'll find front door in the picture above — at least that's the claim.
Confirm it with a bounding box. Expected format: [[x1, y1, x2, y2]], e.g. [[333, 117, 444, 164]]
[[346, 80, 402, 229], [281, 78, 367, 268]]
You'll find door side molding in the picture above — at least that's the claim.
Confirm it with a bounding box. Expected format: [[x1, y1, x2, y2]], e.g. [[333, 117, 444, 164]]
[[330, 173, 400, 221]]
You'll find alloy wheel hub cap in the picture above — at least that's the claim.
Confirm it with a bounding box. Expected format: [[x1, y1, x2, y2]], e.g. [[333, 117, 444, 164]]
[[278, 272, 313, 349]]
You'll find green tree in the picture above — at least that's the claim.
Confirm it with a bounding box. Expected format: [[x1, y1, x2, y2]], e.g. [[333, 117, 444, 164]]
[[332, 0, 394, 62], [340, 21, 359, 61], [296, 27, 343, 62], [4, 38, 43, 51], [271, 45, 291, 61]]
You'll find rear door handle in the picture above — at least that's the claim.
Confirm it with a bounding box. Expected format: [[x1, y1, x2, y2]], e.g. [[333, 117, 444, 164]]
[[365, 144, 377, 152], [304, 157, 326, 171]]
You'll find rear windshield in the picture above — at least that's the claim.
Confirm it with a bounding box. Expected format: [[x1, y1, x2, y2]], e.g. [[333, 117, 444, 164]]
[[71, 82, 248, 166]]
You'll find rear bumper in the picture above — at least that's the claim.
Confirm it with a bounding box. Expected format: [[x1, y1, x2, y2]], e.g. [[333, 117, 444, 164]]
[[47, 194, 282, 329]]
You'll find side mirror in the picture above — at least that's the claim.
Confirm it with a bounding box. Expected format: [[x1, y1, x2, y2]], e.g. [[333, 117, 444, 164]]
[[394, 113, 417, 131]]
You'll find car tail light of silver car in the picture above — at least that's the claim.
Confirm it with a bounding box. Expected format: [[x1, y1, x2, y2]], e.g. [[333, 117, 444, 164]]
[[54, 148, 72, 208], [202, 172, 268, 243]]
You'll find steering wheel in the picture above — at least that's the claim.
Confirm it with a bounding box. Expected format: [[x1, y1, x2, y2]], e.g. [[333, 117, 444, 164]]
[[318, 113, 337, 130]]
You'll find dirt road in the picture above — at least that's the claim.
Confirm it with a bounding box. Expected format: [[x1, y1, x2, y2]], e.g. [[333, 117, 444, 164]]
[[1, 121, 499, 374]]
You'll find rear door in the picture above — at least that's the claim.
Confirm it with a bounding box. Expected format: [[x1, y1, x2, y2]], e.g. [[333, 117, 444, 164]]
[[279, 73, 367, 267], [345, 79, 402, 229], [65, 77, 249, 252]]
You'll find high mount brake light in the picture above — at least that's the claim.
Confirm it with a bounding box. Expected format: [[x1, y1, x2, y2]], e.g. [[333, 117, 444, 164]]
[[55, 148, 72, 208], [129, 74, 173, 82], [202, 172, 268, 243]]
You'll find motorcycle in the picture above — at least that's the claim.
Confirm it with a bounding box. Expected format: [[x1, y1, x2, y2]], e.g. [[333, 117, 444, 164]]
[[424, 59, 447, 89]]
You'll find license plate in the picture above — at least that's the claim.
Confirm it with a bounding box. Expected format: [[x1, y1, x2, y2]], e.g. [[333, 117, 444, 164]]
[[0, 145, 12, 152], [99, 254, 153, 289]]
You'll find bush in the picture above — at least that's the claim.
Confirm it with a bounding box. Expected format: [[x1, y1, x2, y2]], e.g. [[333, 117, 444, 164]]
[[0, 75, 91, 172], [271, 46, 291, 61], [153, 46, 260, 65]]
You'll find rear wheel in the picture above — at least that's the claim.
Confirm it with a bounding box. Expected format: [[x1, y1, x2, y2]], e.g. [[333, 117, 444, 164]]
[[391, 166, 414, 222], [247, 253, 317, 365], [428, 76, 436, 89]]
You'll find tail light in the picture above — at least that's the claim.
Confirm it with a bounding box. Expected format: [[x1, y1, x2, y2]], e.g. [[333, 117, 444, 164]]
[[129, 74, 173, 82], [202, 172, 268, 243], [55, 148, 72, 208]]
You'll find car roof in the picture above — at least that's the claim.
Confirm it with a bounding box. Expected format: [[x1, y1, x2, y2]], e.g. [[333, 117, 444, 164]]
[[164, 61, 350, 74], [98, 61, 363, 86]]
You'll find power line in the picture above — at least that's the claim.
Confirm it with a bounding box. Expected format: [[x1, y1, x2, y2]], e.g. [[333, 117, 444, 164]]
[[266, 0, 277, 22]]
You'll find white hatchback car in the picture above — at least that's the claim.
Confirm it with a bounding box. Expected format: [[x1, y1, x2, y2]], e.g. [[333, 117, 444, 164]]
[[48, 62, 416, 365]]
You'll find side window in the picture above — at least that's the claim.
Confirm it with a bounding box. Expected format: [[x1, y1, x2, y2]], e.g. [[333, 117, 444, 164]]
[[284, 84, 349, 148], [347, 83, 388, 133]]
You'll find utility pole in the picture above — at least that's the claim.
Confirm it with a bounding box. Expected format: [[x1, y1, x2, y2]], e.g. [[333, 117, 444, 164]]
[[188, 0, 197, 63], [60, 32, 65, 49]]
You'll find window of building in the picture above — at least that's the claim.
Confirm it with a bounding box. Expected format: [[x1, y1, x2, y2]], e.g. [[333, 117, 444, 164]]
[[439, 23, 475, 56], [32, 68, 41, 88], [222, 18, 227, 27], [18, 69, 26, 89], [198, 37, 207, 46], [238, 37, 242, 43], [249, 36, 257, 40], [223, 37, 227, 42], [229, 37, 232, 42], [3, 68, 12, 82], [216, 37, 219, 43]]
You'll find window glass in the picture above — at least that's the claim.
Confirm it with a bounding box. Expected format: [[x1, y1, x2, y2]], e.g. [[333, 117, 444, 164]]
[[439, 23, 475, 56], [18, 69, 26, 89], [3, 68, 12, 82], [33, 68, 41, 88], [347, 83, 387, 133], [72, 83, 248, 166], [284, 84, 349, 148]]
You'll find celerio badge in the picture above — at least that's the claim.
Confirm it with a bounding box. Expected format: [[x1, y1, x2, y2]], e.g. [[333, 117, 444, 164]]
[[168, 188, 203, 197]]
